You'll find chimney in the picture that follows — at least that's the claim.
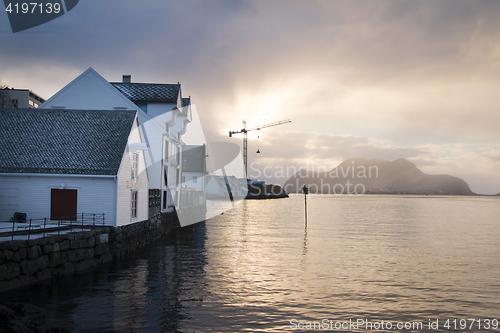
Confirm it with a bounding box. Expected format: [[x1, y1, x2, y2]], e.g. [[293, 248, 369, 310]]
[[122, 75, 131, 83]]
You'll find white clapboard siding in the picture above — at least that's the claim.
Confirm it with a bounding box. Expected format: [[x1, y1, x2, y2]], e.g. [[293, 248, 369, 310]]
[[0, 175, 116, 224], [116, 117, 148, 226]]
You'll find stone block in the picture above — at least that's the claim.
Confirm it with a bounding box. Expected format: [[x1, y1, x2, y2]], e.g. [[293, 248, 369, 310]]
[[0, 262, 21, 281], [4, 250, 14, 261], [0, 264, 6, 281], [43, 244, 54, 254], [94, 243, 109, 256], [78, 238, 88, 248], [59, 240, 70, 251], [0, 251, 5, 264], [0, 242, 10, 251], [39, 237, 48, 246], [0, 278, 21, 293], [54, 262, 74, 276], [27, 245, 41, 259], [20, 256, 49, 275], [70, 240, 79, 250], [74, 233, 83, 241], [19, 274, 30, 287], [36, 268, 52, 282], [77, 249, 86, 261], [19, 247, 27, 260], [66, 250, 78, 262], [27, 239, 40, 247], [75, 258, 96, 271], [84, 248, 94, 259], [108, 234, 117, 243], [13, 241, 26, 251], [12, 251, 20, 262], [67, 249, 86, 262], [49, 251, 67, 268], [100, 233, 109, 244], [47, 236, 56, 245]]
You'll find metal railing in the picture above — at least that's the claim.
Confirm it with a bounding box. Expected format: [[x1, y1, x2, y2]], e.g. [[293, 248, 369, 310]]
[[0, 213, 107, 241]]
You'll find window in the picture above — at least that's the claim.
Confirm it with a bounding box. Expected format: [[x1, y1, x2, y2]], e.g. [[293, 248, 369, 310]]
[[131, 191, 138, 218], [193, 176, 197, 183], [131, 152, 139, 179], [181, 176, 185, 183]]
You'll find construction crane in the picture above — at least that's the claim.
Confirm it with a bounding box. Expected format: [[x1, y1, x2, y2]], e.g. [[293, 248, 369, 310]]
[[229, 119, 291, 178]]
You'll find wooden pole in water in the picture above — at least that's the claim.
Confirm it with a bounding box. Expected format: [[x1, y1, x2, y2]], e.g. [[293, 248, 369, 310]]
[[302, 185, 309, 227]]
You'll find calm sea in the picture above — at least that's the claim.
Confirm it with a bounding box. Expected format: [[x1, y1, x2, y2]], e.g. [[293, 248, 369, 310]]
[[2, 195, 500, 332]]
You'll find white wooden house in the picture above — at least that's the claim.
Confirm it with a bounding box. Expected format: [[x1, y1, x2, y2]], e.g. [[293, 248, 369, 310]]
[[0, 108, 148, 227], [40, 68, 192, 215]]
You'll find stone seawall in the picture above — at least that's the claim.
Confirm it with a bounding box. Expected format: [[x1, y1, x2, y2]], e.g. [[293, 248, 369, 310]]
[[110, 210, 180, 257], [0, 211, 180, 293]]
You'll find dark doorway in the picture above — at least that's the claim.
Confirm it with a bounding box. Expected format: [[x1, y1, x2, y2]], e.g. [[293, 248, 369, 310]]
[[50, 189, 77, 220]]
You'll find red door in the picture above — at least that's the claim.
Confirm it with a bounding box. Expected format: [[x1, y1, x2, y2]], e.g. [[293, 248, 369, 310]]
[[50, 189, 77, 220]]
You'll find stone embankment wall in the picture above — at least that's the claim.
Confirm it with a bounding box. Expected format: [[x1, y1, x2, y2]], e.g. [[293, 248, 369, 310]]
[[0, 211, 180, 293]]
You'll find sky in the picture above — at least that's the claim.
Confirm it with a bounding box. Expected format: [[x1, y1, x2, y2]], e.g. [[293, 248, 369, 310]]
[[1, 0, 500, 194]]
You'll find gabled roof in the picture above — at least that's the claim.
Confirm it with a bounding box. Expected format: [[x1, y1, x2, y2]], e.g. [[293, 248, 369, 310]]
[[0, 108, 137, 175], [182, 97, 191, 107], [41, 67, 140, 111], [110, 82, 180, 103], [182, 145, 205, 173]]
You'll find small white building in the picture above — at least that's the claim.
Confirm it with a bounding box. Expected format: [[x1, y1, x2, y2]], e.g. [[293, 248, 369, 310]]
[[40, 68, 192, 215], [0, 108, 148, 227]]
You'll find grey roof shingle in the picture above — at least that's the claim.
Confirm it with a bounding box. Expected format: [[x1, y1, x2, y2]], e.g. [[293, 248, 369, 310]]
[[182, 145, 205, 173], [0, 108, 136, 175], [111, 82, 180, 103], [181, 97, 190, 107]]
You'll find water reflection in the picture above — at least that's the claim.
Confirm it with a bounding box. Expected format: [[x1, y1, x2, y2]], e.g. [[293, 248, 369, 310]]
[[113, 259, 149, 331], [1, 196, 500, 332]]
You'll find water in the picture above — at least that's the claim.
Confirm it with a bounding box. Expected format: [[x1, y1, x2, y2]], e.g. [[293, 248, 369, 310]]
[[2, 195, 500, 332]]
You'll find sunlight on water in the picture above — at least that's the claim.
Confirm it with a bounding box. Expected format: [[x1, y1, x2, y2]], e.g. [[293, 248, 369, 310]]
[[3, 195, 500, 332]]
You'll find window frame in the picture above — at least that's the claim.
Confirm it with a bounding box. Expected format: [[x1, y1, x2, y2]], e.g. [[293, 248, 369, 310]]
[[131, 152, 139, 179], [131, 190, 138, 219]]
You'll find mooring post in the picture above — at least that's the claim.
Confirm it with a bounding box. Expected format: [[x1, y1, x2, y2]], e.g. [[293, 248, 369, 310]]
[[302, 185, 309, 227]]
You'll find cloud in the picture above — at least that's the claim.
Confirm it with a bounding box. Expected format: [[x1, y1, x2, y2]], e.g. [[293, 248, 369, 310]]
[[1, 0, 500, 193]]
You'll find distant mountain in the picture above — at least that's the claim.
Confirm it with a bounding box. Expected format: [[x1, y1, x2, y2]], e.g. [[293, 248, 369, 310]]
[[284, 158, 474, 195]]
